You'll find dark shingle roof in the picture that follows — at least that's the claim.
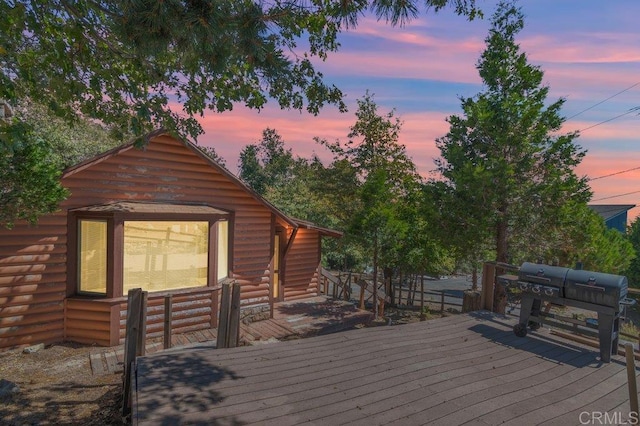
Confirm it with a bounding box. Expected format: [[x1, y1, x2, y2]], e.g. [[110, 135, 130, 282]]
[[588, 204, 636, 221]]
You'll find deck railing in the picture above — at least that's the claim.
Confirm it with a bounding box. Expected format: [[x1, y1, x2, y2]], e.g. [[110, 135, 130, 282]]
[[319, 269, 476, 315]]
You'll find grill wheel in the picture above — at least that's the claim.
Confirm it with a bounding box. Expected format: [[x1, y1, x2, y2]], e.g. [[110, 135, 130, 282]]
[[513, 323, 527, 337]]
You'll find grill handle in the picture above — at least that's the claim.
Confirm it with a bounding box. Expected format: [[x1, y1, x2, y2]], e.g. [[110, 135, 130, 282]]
[[523, 274, 552, 284]]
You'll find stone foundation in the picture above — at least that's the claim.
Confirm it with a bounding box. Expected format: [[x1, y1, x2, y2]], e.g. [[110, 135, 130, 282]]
[[240, 304, 271, 325]]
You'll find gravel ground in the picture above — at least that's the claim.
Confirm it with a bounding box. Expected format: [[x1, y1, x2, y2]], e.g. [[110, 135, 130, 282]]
[[0, 343, 124, 425]]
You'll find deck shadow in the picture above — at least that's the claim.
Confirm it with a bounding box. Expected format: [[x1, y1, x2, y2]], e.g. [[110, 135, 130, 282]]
[[133, 350, 243, 425], [468, 322, 606, 368]]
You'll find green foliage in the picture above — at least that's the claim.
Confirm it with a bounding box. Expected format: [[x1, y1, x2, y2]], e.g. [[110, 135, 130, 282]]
[[15, 101, 122, 169], [321, 93, 450, 278], [624, 217, 640, 287], [0, 121, 68, 228], [0, 0, 479, 142], [0, 101, 121, 228], [546, 203, 634, 274], [197, 145, 226, 168], [239, 128, 296, 196], [432, 2, 591, 265]]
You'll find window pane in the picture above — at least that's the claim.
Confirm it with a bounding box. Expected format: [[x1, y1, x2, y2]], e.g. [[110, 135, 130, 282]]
[[78, 220, 107, 294], [217, 221, 228, 281], [123, 221, 208, 292]]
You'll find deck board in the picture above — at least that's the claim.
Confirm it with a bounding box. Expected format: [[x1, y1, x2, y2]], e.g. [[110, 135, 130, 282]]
[[133, 311, 640, 425]]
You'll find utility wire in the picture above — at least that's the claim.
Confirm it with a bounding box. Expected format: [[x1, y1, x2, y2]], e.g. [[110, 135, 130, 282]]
[[579, 108, 638, 132], [590, 166, 640, 181], [566, 81, 640, 121], [592, 190, 640, 202]]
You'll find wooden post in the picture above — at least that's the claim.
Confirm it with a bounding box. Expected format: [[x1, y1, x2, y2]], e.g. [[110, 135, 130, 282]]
[[210, 287, 219, 329], [481, 262, 496, 311], [420, 274, 425, 314], [122, 288, 142, 416], [626, 343, 639, 416], [228, 283, 242, 348], [136, 291, 148, 357], [164, 295, 173, 350], [398, 271, 403, 306], [440, 291, 445, 314], [462, 290, 482, 313], [379, 297, 385, 317], [217, 283, 231, 349], [359, 281, 366, 310]]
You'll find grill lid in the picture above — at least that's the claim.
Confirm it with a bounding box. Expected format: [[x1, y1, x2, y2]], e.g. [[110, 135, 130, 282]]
[[518, 262, 571, 288]]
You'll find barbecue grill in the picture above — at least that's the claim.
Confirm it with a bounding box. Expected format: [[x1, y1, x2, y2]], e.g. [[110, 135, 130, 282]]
[[503, 262, 634, 363]]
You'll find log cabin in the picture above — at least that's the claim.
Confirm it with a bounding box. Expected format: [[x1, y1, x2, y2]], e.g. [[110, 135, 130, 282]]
[[0, 131, 341, 349]]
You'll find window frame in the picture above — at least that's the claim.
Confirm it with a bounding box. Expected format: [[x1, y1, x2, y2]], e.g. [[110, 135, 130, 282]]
[[69, 209, 231, 298]]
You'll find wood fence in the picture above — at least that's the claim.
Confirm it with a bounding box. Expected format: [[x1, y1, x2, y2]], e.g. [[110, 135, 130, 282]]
[[319, 269, 475, 315]]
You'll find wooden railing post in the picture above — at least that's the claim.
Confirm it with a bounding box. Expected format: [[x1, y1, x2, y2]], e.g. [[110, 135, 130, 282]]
[[481, 262, 495, 311], [228, 283, 241, 348], [164, 295, 173, 350], [420, 275, 425, 313], [626, 343, 639, 416], [440, 291, 445, 314], [136, 291, 148, 357], [210, 287, 219, 328], [122, 288, 142, 417], [217, 283, 231, 349]]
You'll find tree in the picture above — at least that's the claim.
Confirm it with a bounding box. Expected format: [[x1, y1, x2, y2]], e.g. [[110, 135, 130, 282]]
[[1, 101, 121, 228], [0, 121, 68, 228], [433, 2, 591, 265], [238, 128, 296, 196], [322, 94, 423, 317], [15, 101, 122, 169], [1, 0, 479, 141], [1, 0, 480, 226], [197, 145, 226, 168], [624, 217, 640, 287], [547, 202, 634, 274]]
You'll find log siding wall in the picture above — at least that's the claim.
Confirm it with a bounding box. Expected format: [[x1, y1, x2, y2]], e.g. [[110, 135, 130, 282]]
[[0, 135, 324, 349], [283, 228, 320, 300]]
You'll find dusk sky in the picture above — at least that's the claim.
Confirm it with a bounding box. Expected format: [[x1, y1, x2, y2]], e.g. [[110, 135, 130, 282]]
[[197, 0, 640, 220]]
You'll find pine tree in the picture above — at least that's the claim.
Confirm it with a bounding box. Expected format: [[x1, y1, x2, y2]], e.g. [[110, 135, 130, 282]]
[[434, 1, 591, 265]]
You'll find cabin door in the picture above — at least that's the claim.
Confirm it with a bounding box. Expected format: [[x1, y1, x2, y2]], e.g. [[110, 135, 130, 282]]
[[272, 229, 284, 301]]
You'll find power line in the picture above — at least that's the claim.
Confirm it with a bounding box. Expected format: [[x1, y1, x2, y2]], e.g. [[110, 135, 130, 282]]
[[592, 190, 640, 202], [566, 81, 640, 121], [579, 108, 638, 132], [590, 166, 640, 181]]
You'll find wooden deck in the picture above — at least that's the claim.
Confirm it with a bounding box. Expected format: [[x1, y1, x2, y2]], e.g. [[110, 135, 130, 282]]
[[132, 311, 640, 425], [91, 296, 372, 375]]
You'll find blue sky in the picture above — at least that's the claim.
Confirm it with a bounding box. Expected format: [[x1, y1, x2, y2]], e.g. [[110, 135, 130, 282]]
[[197, 0, 640, 219]]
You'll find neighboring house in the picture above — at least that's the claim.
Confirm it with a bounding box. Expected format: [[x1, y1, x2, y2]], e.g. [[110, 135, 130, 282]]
[[0, 131, 341, 350], [588, 204, 636, 233]]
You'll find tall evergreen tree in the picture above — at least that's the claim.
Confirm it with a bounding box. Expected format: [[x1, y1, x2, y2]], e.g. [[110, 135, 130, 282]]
[[433, 1, 591, 265], [322, 94, 422, 317]]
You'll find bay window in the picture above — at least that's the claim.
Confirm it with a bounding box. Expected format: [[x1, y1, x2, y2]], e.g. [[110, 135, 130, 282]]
[[71, 202, 230, 297]]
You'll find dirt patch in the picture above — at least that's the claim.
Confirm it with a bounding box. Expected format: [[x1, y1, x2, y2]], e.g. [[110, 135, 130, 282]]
[[0, 343, 123, 426]]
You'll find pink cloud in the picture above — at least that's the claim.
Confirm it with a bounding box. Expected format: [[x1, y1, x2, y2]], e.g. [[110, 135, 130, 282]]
[[522, 34, 640, 64]]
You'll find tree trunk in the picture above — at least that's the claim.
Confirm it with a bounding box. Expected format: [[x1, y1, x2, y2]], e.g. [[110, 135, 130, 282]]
[[471, 266, 478, 291], [494, 208, 509, 314], [496, 206, 509, 264], [372, 236, 379, 319]]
